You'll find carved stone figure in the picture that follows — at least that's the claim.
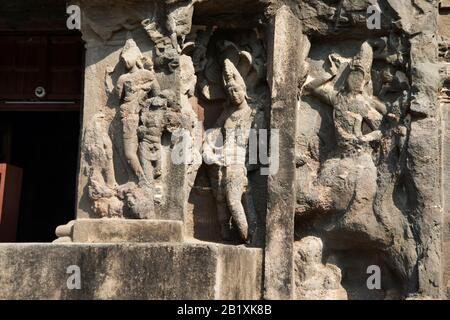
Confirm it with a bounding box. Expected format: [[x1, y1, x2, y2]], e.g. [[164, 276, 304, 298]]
[[294, 237, 347, 300], [138, 103, 165, 182], [82, 113, 123, 218], [203, 58, 257, 243], [297, 40, 418, 291], [191, 30, 268, 244], [117, 39, 161, 187], [141, 1, 193, 73], [164, 0, 194, 53], [299, 41, 388, 215], [3, 0, 446, 301]]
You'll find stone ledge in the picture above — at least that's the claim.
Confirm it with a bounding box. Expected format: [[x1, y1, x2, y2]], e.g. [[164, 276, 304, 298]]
[[0, 243, 263, 300], [56, 219, 184, 243]]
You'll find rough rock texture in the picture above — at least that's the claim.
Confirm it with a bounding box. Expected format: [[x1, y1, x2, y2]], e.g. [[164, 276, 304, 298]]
[[264, 5, 309, 300], [0, 243, 262, 300], [294, 237, 347, 300], [2, 0, 447, 300], [280, 0, 446, 300], [55, 219, 184, 243], [438, 0, 450, 299]]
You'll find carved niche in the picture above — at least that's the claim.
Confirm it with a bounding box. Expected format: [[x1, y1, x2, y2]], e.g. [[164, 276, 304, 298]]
[[184, 24, 270, 245]]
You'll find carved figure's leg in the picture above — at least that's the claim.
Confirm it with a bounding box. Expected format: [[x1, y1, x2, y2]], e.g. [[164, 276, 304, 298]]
[[166, 15, 180, 52], [122, 113, 146, 182], [103, 161, 117, 189], [244, 185, 258, 244], [296, 159, 343, 216], [138, 141, 155, 186], [296, 185, 333, 216], [153, 159, 162, 179], [208, 165, 232, 240], [225, 165, 249, 242], [148, 128, 162, 179]]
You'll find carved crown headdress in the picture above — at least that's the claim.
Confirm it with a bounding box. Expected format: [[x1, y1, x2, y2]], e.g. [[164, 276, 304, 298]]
[[351, 41, 373, 78], [121, 38, 142, 60], [222, 58, 247, 91]]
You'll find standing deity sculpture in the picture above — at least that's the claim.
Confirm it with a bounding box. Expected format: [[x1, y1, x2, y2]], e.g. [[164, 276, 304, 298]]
[[116, 39, 162, 187], [138, 101, 165, 182], [204, 58, 257, 243], [114, 38, 166, 218]]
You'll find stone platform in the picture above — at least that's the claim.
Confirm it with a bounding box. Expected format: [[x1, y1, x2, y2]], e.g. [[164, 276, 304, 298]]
[[0, 243, 262, 299], [55, 219, 184, 243]]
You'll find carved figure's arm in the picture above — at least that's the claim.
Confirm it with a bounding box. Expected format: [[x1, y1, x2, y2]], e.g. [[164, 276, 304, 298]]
[[359, 130, 383, 143], [202, 108, 229, 165], [150, 79, 161, 97], [362, 96, 395, 134], [302, 55, 339, 106], [360, 99, 385, 143], [370, 96, 387, 115], [116, 76, 126, 100], [303, 75, 337, 106]]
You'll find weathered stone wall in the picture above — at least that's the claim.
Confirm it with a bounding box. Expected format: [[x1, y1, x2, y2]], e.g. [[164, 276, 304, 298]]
[[270, 0, 445, 299], [0, 243, 262, 299], [438, 0, 450, 299], [1, 0, 449, 300], [52, 0, 450, 300]]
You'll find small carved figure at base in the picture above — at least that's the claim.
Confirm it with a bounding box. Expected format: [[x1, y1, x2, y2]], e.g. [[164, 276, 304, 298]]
[[294, 236, 348, 300]]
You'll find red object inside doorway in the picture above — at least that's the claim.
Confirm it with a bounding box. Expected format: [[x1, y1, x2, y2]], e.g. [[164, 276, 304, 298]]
[[0, 164, 23, 242]]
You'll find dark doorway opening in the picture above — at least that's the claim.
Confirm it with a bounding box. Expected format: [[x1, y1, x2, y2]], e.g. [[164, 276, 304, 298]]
[[0, 1, 84, 242], [0, 111, 80, 242]]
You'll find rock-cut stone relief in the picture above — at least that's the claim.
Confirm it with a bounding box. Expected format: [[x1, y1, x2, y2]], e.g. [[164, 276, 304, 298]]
[[77, 0, 272, 248], [117, 39, 161, 187], [190, 28, 269, 244], [296, 34, 418, 298], [83, 113, 123, 218], [83, 6, 199, 220], [203, 58, 257, 243], [52, 0, 446, 300], [299, 41, 388, 214], [294, 236, 347, 300], [141, 0, 194, 72]]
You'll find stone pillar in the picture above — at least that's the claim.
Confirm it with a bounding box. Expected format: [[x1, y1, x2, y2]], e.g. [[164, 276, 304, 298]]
[[408, 32, 443, 298], [439, 1, 450, 297], [264, 5, 308, 300], [442, 76, 450, 298]]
